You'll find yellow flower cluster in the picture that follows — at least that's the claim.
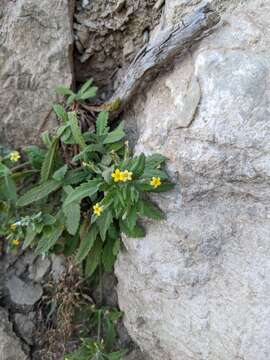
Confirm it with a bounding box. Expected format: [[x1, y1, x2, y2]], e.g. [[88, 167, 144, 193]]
[[9, 151, 21, 162], [93, 203, 103, 216], [150, 176, 161, 188], [112, 169, 133, 183], [12, 239, 20, 246], [10, 223, 17, 231]]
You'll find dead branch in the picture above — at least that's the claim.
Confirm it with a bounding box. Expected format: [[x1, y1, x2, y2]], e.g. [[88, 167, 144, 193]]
[[108, 3, 220, 116]]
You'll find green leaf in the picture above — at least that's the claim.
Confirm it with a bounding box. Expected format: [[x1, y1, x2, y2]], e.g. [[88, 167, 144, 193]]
[[40, 137, 59, 182], [17, 180, 61, 207], [112, 237, 121, 256], [23, 225, 37, 250], [75, 224, 98, 264], [63, 201, 80, 236], [103, 122, 125, 144], [96, 111, 109, 136], [145, 153, 167, 168], [41, 131, 52, 147], [78, 86, 97, 100], [53, 104, 68, 122], [63, 233, 80, 257], [120, 220, 145, 238], [63, 168, 89, 185], [42, 214, 56, 225], [102, 236, 116, 272], [68, 111, 86, 149], [25, 146, 46, 170], [67, 93, 77, 106], [97, 210, 113, 242], [78, 79, 93, 95], [56, 85, 74, 96], [123, 206, 137, 230], [72, 144, 104, 161], [63, 179, 102, 207], [142, 168, 168, 180], [135, 181, 175, 193], [53, 165, 68, 181], [130, 153, 145, 177], [139, 199, 164, 220], [35, 223, 64, 254], [1, 172, 17, 202], [84, 238, 103, 278]]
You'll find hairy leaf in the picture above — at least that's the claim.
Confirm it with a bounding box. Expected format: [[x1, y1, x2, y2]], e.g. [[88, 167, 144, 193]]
[[78, 86, 97, 100], [56, 85, 73, 96], [103, 122, 125, 144], [53, 165, 68, 181], [35, 223, 64, 254], [120, 220, 145, 238], [139, 199, 164, 220], [84, 238, 103, 278], [78, 79, 93, 95], [63, 201, 80, 236], [63, 179, 102, 207], [96, 111, 109, 136], [40, 137, 59, 182], [17, 180, 61, 207], [68, 111, 86, 149], [53, 104, 68, 122], [75, 224, 98, 264], [97, 210, 113, 242]]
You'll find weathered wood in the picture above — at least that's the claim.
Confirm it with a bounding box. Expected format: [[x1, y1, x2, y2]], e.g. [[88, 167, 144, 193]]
[[109, 4, 220, 115]]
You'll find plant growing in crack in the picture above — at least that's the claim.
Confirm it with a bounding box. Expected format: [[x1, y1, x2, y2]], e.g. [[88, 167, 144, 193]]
[[0, 80, 174, 359]]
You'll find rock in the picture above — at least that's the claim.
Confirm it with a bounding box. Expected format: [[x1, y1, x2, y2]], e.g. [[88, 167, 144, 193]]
[[51, 254, 66, 282], [123, 349, 150, 360], [7, 275, 43, 307], [0, 308, 29, 359], [14, 313, 36, 345], [74, 0, 162, 92], [123, 40, 135, 59], [0, 0, 73, 147], [29, 256, 51, 283], [116, 1, 270, 359]]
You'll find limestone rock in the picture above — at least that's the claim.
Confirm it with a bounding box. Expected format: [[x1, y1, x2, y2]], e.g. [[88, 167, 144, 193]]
[[0, 308, 29, 360], [116, 1, 270, 359], [29, 256, 51, 283], [14, 313, 36, 345], [7, 275, 43, 307], [0, 0, 73, 147]]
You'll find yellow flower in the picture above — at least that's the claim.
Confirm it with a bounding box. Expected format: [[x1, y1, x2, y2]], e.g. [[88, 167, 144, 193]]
[[10, 223, 17, 231], [9, 151, 21, 162], [12, 239, 20, 246], [111, 168, 124, 182], [150, 176, 161, 188], [122, 170, 133, 182], [93, 203, 103, 217]]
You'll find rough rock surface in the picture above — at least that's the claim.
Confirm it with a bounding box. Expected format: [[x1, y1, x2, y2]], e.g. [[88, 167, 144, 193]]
[[0, 0, 73, 147], [0, 308, 29, 360], [116, 0, 270, 359], [0, 249, 66, 359], [74, 0, 162, 95]]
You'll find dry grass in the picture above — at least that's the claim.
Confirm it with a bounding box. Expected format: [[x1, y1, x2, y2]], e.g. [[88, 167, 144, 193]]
[[33, 260, 92, 360]]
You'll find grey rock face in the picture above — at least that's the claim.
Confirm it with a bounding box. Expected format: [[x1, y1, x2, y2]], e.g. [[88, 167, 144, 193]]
[[116, 1, 270, 359], [0, 308, 29, 360], [0, 0, 73, 147], [6, 275, 43, 307], [14, 313, 36, 345]]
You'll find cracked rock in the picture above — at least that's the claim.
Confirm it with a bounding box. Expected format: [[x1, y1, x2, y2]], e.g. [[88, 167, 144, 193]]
[[6, 275, 43, 308], [0, 308, 29, 360]]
